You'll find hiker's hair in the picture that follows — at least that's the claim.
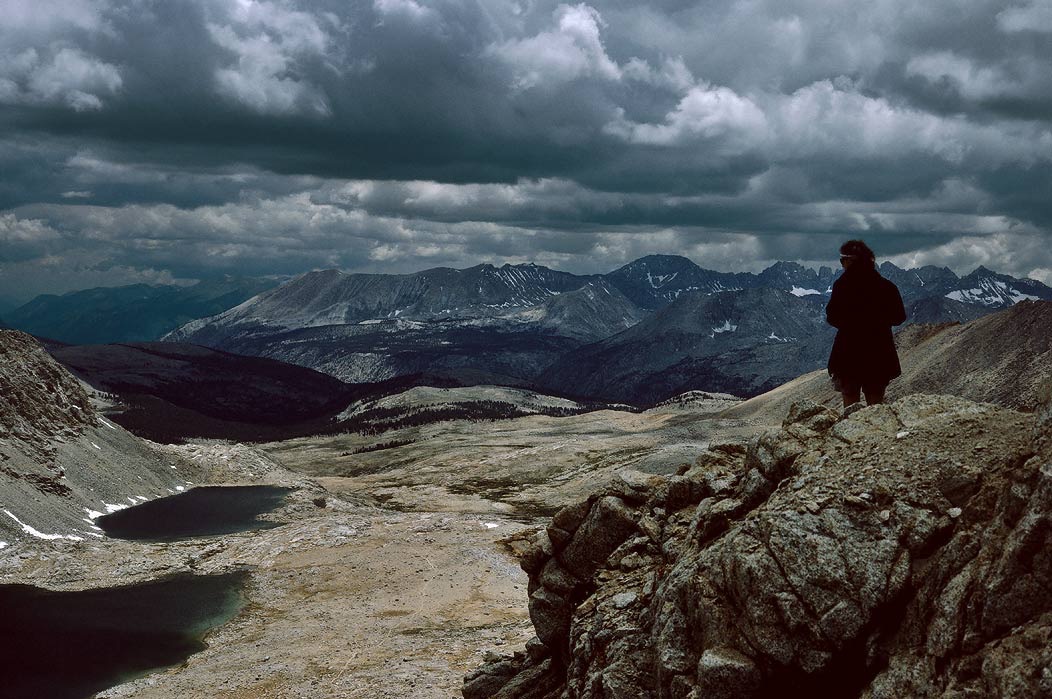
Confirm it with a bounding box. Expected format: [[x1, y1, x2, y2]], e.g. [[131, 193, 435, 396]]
[[840, 239, 876, 268]]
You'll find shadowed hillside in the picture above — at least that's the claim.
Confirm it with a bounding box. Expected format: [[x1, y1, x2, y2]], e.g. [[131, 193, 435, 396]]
[[0, 331, 210, 544], [6, 278, 277, 345], [538, 288, 834, 404]]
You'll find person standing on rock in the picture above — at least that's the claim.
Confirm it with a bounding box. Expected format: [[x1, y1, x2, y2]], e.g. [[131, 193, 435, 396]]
[[826, 240, 907, 407]]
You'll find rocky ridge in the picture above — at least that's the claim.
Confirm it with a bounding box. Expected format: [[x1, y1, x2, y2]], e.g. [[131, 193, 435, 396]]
[[1, 330, 96, 453], [0, 330, 209, 545], [466, 393, 1052, 698]]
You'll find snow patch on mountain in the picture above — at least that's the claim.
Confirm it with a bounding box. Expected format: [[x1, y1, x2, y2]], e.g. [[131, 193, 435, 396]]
[[647, 271, 678, 288], [946, 278, 1041, 307], [711, 320, 737, 335], [4, 508, 85, 541]]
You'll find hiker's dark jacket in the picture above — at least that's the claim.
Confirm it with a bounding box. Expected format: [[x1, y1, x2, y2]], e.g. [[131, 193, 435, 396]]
[[826, 266, 907, 386]]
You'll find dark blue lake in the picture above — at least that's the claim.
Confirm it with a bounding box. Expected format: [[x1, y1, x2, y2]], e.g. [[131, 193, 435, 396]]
[[0, 571, 247, 699], [97, 485, 294, 541]]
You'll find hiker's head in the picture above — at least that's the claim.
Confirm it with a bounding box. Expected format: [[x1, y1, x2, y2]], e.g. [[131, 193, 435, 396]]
[[839, 239, 876, 270]]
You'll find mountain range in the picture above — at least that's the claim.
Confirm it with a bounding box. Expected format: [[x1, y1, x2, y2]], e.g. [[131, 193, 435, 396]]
[[161, 256, 1052, 403], [4, 277, 279, 345], [6, 255, 1050, 405], [5, 288, 1051, 698]]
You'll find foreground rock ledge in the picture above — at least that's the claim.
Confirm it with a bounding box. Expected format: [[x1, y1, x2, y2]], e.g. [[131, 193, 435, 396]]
[[465, 394, 1052, 699]]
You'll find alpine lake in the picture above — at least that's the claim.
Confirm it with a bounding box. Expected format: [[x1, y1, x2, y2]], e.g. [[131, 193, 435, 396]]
[[1, 485, 294, 699]]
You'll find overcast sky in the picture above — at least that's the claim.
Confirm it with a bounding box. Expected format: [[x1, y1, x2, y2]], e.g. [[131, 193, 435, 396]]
[[2, 0, 1051, 305]]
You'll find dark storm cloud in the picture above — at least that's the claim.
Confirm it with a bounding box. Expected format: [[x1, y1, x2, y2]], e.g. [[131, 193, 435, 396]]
[[1, 0, 1052, 301]]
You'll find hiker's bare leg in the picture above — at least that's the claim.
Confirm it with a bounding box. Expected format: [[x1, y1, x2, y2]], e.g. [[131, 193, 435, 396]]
[[842, 390, 861, 408]]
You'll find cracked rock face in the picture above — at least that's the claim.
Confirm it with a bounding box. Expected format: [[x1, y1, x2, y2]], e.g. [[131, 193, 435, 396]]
[[465, 393, 1052, 699], [0, 330, 96, 448]]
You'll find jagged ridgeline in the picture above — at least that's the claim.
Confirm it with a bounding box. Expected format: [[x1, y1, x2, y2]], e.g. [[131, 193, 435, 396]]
[[157, 257, 1052, 405], [468, 395, 1052, 698], [4, 257, 1049, 405]]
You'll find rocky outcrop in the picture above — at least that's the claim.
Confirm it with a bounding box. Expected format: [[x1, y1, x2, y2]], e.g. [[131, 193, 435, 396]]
[[0, 330, 96, 449], [466, 393, 1052, 698]]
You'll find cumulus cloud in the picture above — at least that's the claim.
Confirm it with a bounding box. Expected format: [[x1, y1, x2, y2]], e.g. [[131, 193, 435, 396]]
[[770, 79, 1052, 167], [997, 1, 1052, 32], [373, 0, 438, 24], [207, 0, 332, 115], [621, 56, 694, 93], [0, 213, 64, 262], [1, 0, 1051, 300], [905, 52, 1009, 101], [2, 0, 112, 36], [489, 4, 621, 88], [1029, 267, 1052, 285], [0, 46, 122, 111], [887, 231, 1052, 279], [319, 177, 611, 223], [605, 84, 767, 151]]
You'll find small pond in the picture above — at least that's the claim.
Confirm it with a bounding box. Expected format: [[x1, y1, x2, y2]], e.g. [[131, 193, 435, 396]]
[[97, 485, 294, 541], [0, 571, 247, 699]]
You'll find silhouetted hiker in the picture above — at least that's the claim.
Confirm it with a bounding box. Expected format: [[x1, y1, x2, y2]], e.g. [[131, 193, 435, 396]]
[[826, 240, 907, 408]]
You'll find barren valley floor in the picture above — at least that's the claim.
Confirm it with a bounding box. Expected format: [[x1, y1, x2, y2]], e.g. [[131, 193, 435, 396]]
[[5, 402, 764, 698]]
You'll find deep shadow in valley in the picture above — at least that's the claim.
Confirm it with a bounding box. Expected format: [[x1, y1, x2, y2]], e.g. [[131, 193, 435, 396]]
[[48, 340, 632, 443]]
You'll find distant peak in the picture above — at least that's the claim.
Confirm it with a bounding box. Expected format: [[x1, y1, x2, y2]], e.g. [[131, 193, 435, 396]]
[[288, 269, 345, 287], [617, 254, 698, 272], [638, 254, 694, 263], [762, 261, 806, 273], [303, 269, 343, 278]]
